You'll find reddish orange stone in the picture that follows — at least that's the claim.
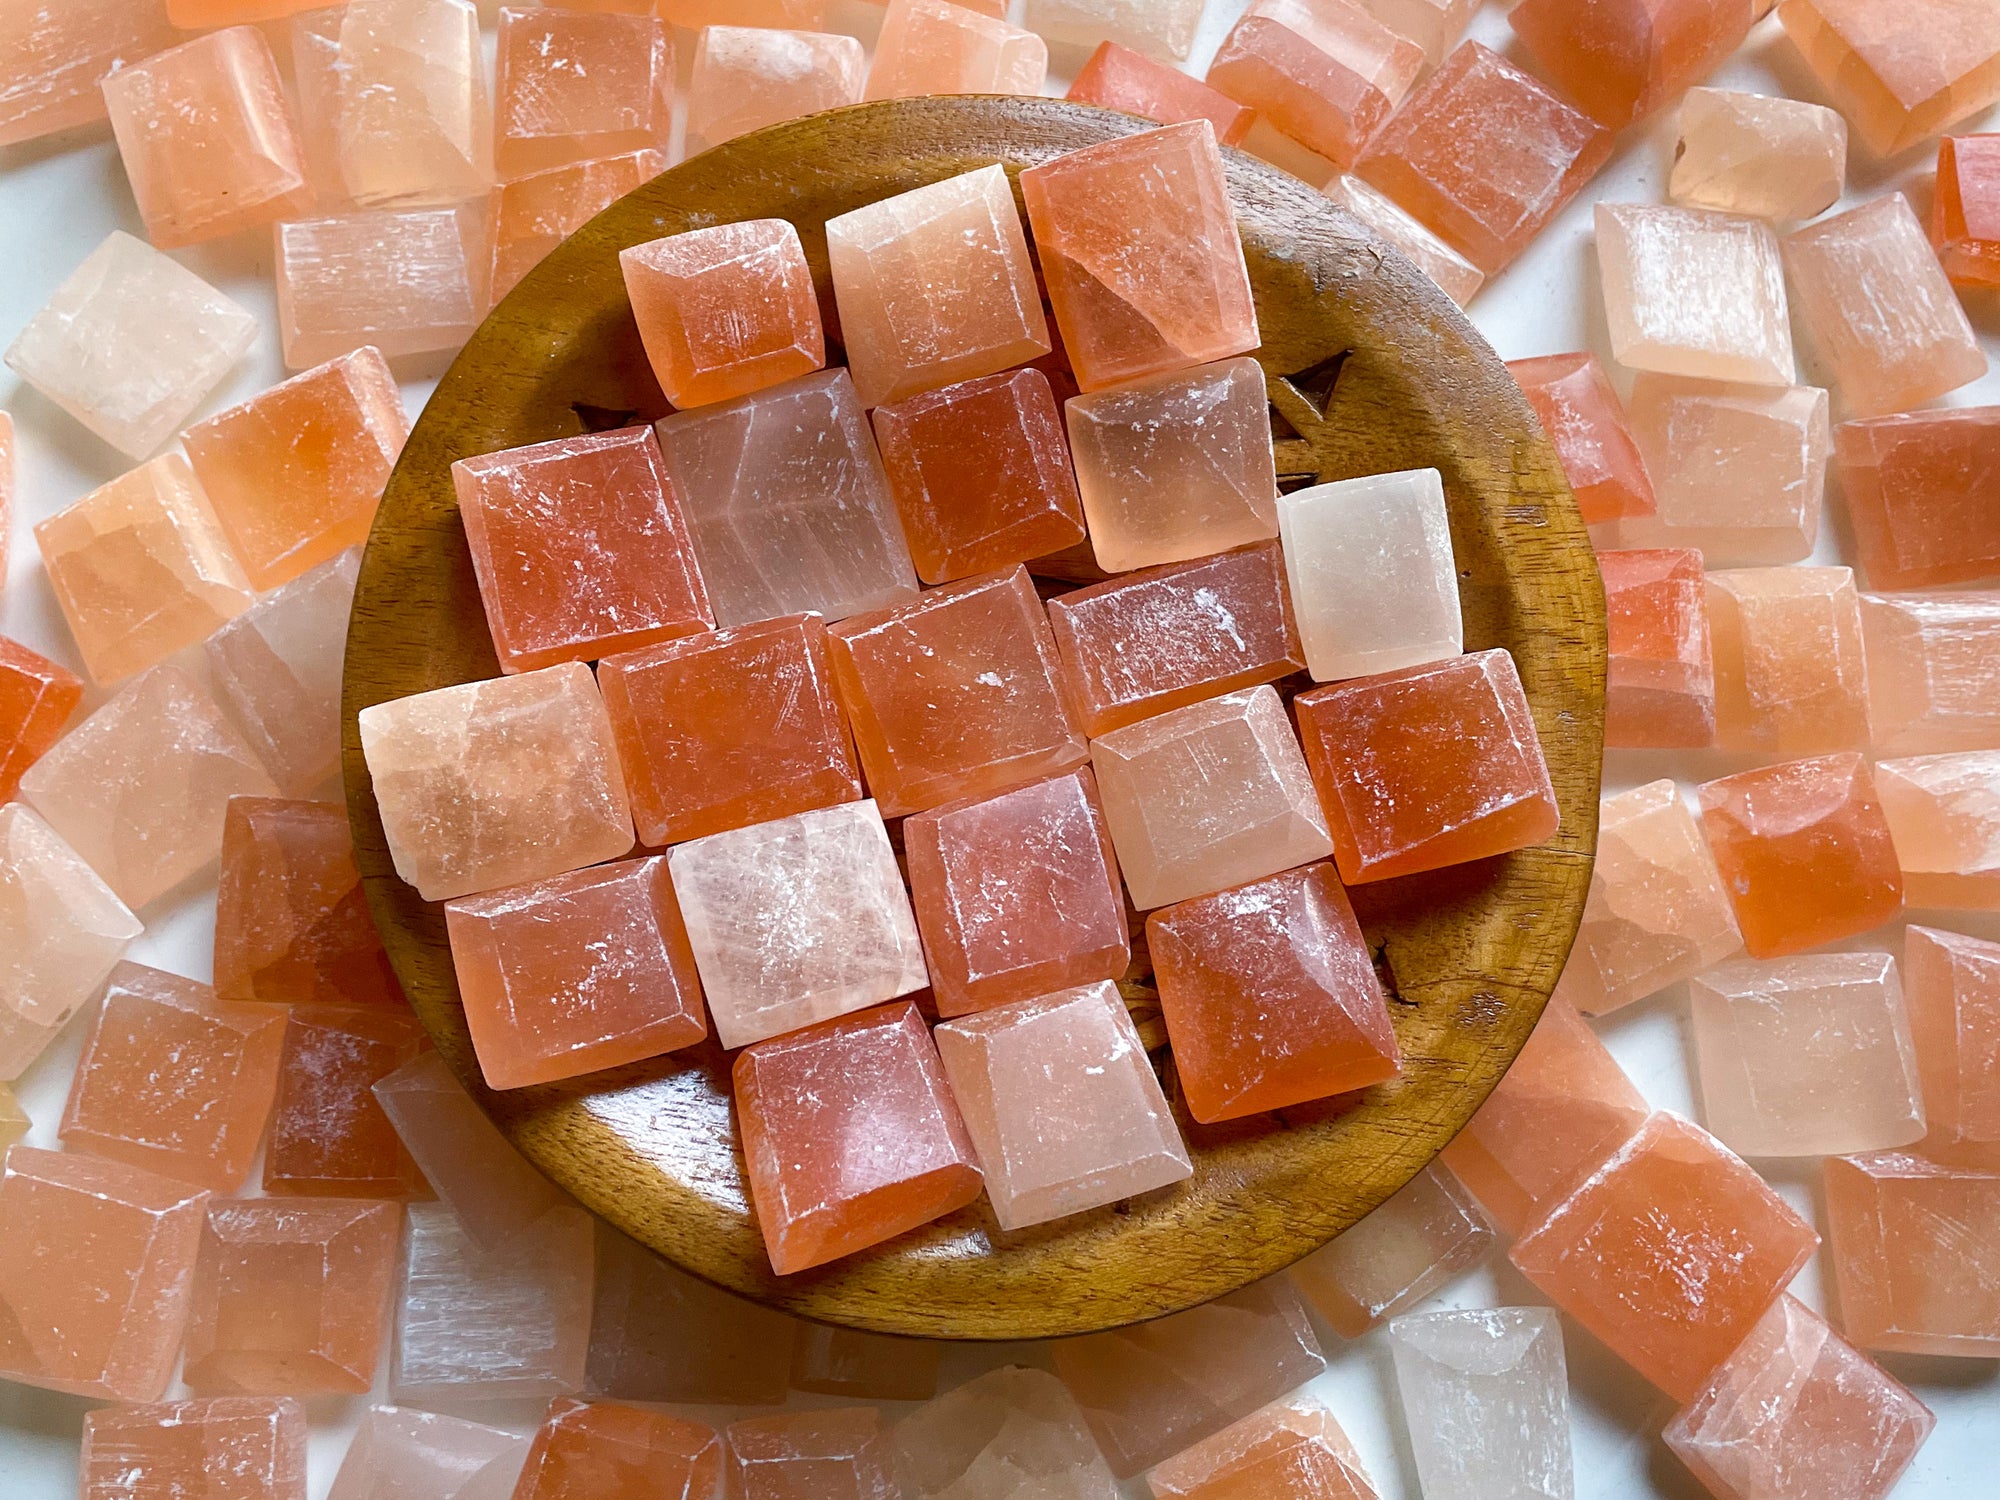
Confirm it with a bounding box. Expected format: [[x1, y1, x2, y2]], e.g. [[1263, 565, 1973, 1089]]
[[1696, 754, 1904, 959], [1511, 0, 1754, 127], [263, 1006, 429, 1198], [490, 151, 667, 307], [1068, 41, 1256, 144], [1599, 548, 1716, 748], [726, 1407, 896, 1500], [1507, 353, 1657, 526], [1836, 406, 2000, 590], [493, 9, 673, 179], [1208, 0, 1425, 169], [1934, 134, 2000, 287], [515, 1397, 721, 1500], [0, 635, 83, 801]]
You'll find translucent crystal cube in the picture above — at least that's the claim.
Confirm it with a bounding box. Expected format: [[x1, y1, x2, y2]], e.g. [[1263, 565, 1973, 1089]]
[[1776, 0, 2000, 157], [1388, 1307, 1572, 1500], [320, 0, 491, 209], [1512, 0, 1753, 127], [686, 26, 866, 156], [1599, 549, 1717, 748], [1825, 1149, 2000, 1356], [1509, 353, 1656, 526], [1669, 87, 1846, 222], [0, 0, 180, 147], [263, 1005, 429, 1198], [1291, 1165, 1493, 1335], [1354, 0, 1478, 65], [1148, 1397, 1379, 1499], [490, 150, 665, 307], [866, 0, 1049, 102], [893, 1367, 1118, 1500], [517, 1398, 721, 1500], [1067, 41, 1256, 143], [274, 205, 489, 369], [1878, 753, 2000, 910], [1596, 203, 1795, 386], [1207, 0, 1424, 169], [1707, 565, 1870, 754], [79, 1399, 307, 1500], [1900, 926, 2000, 1142], [1836, 406, 2000, 590], [727, 1407, 894, 1500], [326, 1407, 531, 1500], [1026, 0, 1205, 60], [1323, 174, 1485, 306], [492, 8, 672, 179], [1861, 591, 2000, 753], [1934, 133, 2000, 288]]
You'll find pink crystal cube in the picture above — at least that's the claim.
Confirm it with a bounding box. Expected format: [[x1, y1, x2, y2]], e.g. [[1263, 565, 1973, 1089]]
[[1826, 1148, 2000, 1356], [791, 1327, 942, 1399], [1599, 549, 1717, 748], [1904, 926, 2000, 1144], [518, 1397, 722, 1500], [1148, 1396, 1380, 1500], [447, 856, 708, 1091], [493, 8, 672, 180], [1290, 1164, 1494, 1336], [1511, 0, 1754, 128], [866, 0, 1049, 102], [1067, 41, 1256, 144], [1208, 0, 1424, 169], [1835, 406, 2000, 590], [275, 205, 489, 369], [0, 0, 180, 147], [263, 1005, 429, 1198], [687, 26, 866, 156], [80, 1398, 308, 1500], [727, 1407, 895, 1500], [1934, 134, 2000, 287], [1878, 752, 2000, 910], [1508, 353, 1657, 526], [1597, 203, 1796, 386], [1670, 87, 1848, 223], [0, 635, 83, 801], [490, 150, 666, 307], [1777, 0, 2000, 157], [1322, 174, 1486, 307], [1861, 590, 2000, 753], [1020, 121, 1260, 392], [935, 982, 1191, 1230], [1707, 565, 1870, 754], [326, 1407, 530, 1500]]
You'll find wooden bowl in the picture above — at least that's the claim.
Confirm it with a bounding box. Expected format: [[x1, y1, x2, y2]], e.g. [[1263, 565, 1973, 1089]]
[[341, 95, 1605, 1342]]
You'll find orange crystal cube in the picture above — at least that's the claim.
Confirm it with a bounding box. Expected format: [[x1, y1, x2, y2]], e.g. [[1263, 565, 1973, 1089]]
[[0, 0, 180, 147], [1508, 1111, 1818, 1400], [1836, 406, 2000, 590], [1599, 548, 1716, 748], [1904, 925, 2000, 1145], [1290, 1164, 1494, 1335], [493, 8, 673, 180], [1507, 353, 1657, 526], [1696, 753, 1903, 958], [490, 150, 665, 307], [0, 635, 83, 801], [866, 0, 1049, 102], [1825, 1147, 2000, 1356], [262, 1005, 429, 1198], [686, 27, 866, 157], [1707, 565, 1871, 753], [80, 1398, 307, 1500], [1148, 1397, 1380, 1500], [726, 1407, 896, 1500], [1067, 42, 1256, 144], [516, 1397, 721, 1500], [1669, 87, 1848, 223], [1934, 135, 2000, 288], [734, 1001, 983, 1274], [1511, 0, 1754, 128], [1777, 0, 2000, 157], [1208, 0, 1424, 169]]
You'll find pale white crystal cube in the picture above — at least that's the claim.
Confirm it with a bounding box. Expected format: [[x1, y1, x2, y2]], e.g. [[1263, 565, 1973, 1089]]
[[1388, 1307, 1574, 1500], [327, 1407, 530, 1500], [893, 1366, 1119, 1499], [1596, 203, 1795, 387], [1022, 0, 1207, 61]]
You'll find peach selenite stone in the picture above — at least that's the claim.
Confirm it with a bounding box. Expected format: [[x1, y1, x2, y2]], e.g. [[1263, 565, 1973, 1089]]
[[1026, 0, 1207, 60], [934, 983, 1192, 1231], [828, 566, 1086, 819], [727, 1407, 896, 1500], [893, 1366, 1119, 1500], [1149, 864, 1399, 1124], [1825, 1148, 2000, 1356], [904, 768, 1129, 1019], [79, 1398, 308, 1500], [1020, 121, 1259, 392], [263, 1005, 429, 1198], [1782, 195, 1987, 417], [1068, 42, 1256, 144], [446, 856, 708, 1091], [1697, 754, 1903, 959], [0, 0, 179, 147], [1862, 591, 2000, 753], [1439, 996, 1650, 1234], [736, 1002, 983, 1274], [600, 615, 862, 847], [319, 0, 490, 209], [1297, 649, 1558, 885], [359, 663, 634, 904], [1904, 926, 2000, 1143], [1934, 135, 2000, 287], [519, 1398, 721, 1500], [1321, 175, 1486, 307], [1067, 358, 1280, 573], [827, 165, 1051, 410], [1599, 549, 1717, 748], [1290, 1165, 1494, 1336], [274, 205, 489, 369], [61, 963, 287, 1193], [1837, 407, 2000, 590], [1208, 0, 1424, 169], [1707, 565, 1870, 754], [493, 8, 672, 180], [1356, 42, 1613, 275], [0, 635, 83, 800], [1355, 0, 1478, 65], [20, 665, 279, 909], [866, 0, 1048, 102], [1507, 353, 1657, 526], [687, 27, 866, 157], [184, 348, 408, 593], [1092, 685, 1332, 910], [1596, 203, 1795, 386], [0, 1146, 208, 1402], [623, 220, 826, 412], [1691, 953, 1927, 1157], [1509, 1112, 1819, 1401], [1879, 753, 2000, 909], [1556, 780, 1741, 1017], [327, 1407, 530, 1500], [1664, 1295, 1934, 1500], [1147, 1396, 1380, 1500], [1052, 1279, 1326, 1479], [1777, 0, 2000, 157], [184, 1198, 402, 1397], [490, 150, 665, 307], [1511, 0, 1753, 128], [791, 1327, 943, 1400], [1670, 87, 1847, 222]]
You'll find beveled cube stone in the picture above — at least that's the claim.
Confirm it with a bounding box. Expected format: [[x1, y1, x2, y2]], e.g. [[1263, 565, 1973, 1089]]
[[327, 1407, 531, 1500], [184, 348, 408, 593], [1697, 754, 1903, 959], [4, 231, 255, 458], [1507, 353, 1657, 526], [1212, 0, 1424, 172], [1862, 590, 2000, 753], [866, 0, 1049, 102], [1322, 174, 1485, 307], [1068, 41, 1256, 143], [263, 1005, 428, 1198], [1020, 121, 1260, 391], [359, 663, 634, 903], [1052, 1278, 1327, 1478], [1777, 0, 2000, 157], [1355, 0, 1477, 64], [449, 857, 707, 1092], [1599, 549, 1716, 748], [103, 27, 309, 250], [687, 26, 866, 156], [1669, 87, 1846, 222], [1903, 926, 2000, 1143], [1388, 1307, 1571, 1500], [1879, 753, 2000, 910], [1026, 0, 1205, 59], [0, 1146, 208, 1401], [727, 1407, 894, 1500], [1934, 134, 2000, 288], [0, 638, 82, 802], [1292, 1165, 1493, 1337], [0, 0, 179, 147], [1596, 203, 1795, 386], [935, 983, 1191, 1230], [1707, 565, 1870, 753], [790, 1326, 942, 1400], [1356, 42, 1612, 275], [1512, 0, 1752, 128], [622, 220, 826, 411], [20, 664, 279, 909], [316, 0, 491, 209], [670, 799, 926, 1049], [1664, 1295, 1933, 1500], [1150, 864, 1398, 1123], [1067, 357, 1279, 573], [274, 205, 489, 369], [1509, 1112, 1819, 1400], [1783, 194, 1987, 417], [1837, 406, 2000, 589], [1825, 1147, 2000, 1357], [393, 1202, 593, 1406], [518, 1398, 721, 1500], [490, 150, 666, 307], [1297, 650, 1558, 885], [1092, 685, 1331, 910], [1279, 468, 1461, 681], [1147, 1396, 1379, 1499], [80, 1398, 307, 1500], [493, 8, 672, 179], [655, 369, 919, 627], [894, 1366, 1119, 1500]]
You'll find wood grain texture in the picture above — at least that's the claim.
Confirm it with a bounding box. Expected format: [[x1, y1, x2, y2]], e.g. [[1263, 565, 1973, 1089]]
[[340, 96, 1606, 1341]]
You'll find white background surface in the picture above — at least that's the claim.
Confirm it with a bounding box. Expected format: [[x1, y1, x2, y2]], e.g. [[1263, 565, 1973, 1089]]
[[3, 2, 1999, 1495]]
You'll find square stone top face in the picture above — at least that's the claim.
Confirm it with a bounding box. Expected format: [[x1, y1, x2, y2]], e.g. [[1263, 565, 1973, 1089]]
[[1020, 120, 1259, 391], [518, 1398, 723, 1500], [866, 0, 1049, 104], [1599, 547, 1717, 749], [274, 205, 489, 370], [1935, 134, 2000, 289], [326, 1406, 532, 1500], [318, 0, 491, 210], [359, 662, 634, 903], [1290, 1164, 1495, 1337], [1862, 590, 2000, 754], [1507, 353, 1656, 526], [0, 0, 181, 147], [1877, 751, 2000, 910], [1903, 924, 2000, 1143], [0, 637, 80, 803], [1596, 203, 1796, 386], [1707, 565, 1870, 755], [1669, 87, 1847, 223], [492, 8, 673, 179], [726, 1406, 895, 1500], [0, 800, 141, 1036], [687, 26, 866, 156], [492, 150, 668, 308], [263, 1005, 429, 1199], [1387, 1306, 1571, 1500], [80, 1398, 308, 1500], [1777, 0, 2000, 156], [1207, 0, 1425, 169], [1836, 405, 2000, 590], [1067, 40, 1256, 143], [893, 1366, 1119, 1500], [1148, 1396, 1379, 1500], [669, 799, 926, 1050]]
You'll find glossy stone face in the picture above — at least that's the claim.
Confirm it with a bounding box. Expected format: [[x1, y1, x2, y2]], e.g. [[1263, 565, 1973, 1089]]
[[1387, 1307, 1571, 1500], [687, 26, 866, 155], [359, 663, 634, 904], [1027, 0, 1206, 59], [935, 983, 1191, 1231], [491, 150, 666, 307], [1291, 1165, 1494, 1336], [1776, 0, 2000, 157], [1354, 0, 1477, 63], [1825, 1148, 2000, 1357], [1862, 591, 2000, 753], [1322, 175, 1485, 307], [1599, 549, 1716, 748], [1556, 780, 1740, 1017], [263, 1006, 429, 1199], [0, 0, 180, 147], [1934, 134, 2000, 287], [1879, 753, 2000, 910], [1904, 925, 2000, 1142], [1513, 0, 1752, 127], [1147, 1396, 1380, 1500], [727, 1407, 896, 1500], [1297, 650, 1558, 885], [325, 1407, 531, 1500], [79, 1398, 308, 1500], [1356, 42, 1613, 274], [315, 0, 490, 209], [904, 768, 1129, 1019], [274, 205, 489, 369], [1208, 0, 1424, 169], [669, 799, 926, 1050], [791, 1326, 942, 1400], [622, 220, 827, 411], [493, 8, 672, 179], [892, 1366, 1120, 1500], [1067, 41, 1256, 142], [736, 1002, 982, 1274], [0, 1147, 209, 1402], [1697, 753, 1903, 958], [516, 1402, 720, 1500], [866, 0, 1048, 102], [1507, 353, 1657, 526], [3, 230, 255, 458], [1664, 1295, 1933, 1500], [1707, 565, 1870, 753], [1597, 203, 1795, 386], [184, 348, 407, 593], [1509, 1113, 1819, 1401], [1669, 87, 1847, 221], [1020, 121, 1260, 391], [655, 369, 919, 627], [1837, 406, 2000, 590]]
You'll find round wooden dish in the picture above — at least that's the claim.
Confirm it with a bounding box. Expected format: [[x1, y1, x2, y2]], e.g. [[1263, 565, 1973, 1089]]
[[341, 95, 1605, 1342]]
